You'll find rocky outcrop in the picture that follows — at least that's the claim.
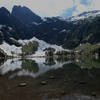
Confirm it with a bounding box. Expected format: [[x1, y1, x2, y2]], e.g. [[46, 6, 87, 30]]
[[0, 48, 7, 59]]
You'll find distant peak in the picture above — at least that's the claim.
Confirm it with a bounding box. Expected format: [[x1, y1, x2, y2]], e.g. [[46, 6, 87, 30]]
[[0, 7, 9, 12], [78, 10, 100, 17], [13, 5, 28, 10], [0, 7, 10, 15], [12, 5, 42, 24]]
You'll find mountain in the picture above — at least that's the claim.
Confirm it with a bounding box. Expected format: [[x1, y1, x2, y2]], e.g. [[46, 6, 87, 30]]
[[0, 7, 35, 45], [0, 37, 64, 56], [0, 6, 100, 50], [0, 7, 27, 40], [12, 6, 42, 25], [69, 10, 100, 21]]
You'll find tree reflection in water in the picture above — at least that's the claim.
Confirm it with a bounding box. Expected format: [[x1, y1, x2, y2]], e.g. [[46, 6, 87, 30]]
[[22, 60, 39, 73], [44, 57, 56, 66]]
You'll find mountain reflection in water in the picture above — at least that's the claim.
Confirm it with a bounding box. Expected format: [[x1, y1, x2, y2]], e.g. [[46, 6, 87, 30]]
[[0, 58, 72, 78], [0, 58, 100, 100]]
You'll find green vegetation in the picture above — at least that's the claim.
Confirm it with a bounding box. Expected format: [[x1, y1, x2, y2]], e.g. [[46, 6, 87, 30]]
[[22, 41, 39, 55], [83, 44, 100, 56], [44, 58, 56, 66], [0, 48, 6, 58], [75, 43, 92, 51], [75, 58, 100, 69], [75, 43, 100, 58], [44, 48, 55, 56], [10, 38, 22, 47], [22, 60, 39, 73]]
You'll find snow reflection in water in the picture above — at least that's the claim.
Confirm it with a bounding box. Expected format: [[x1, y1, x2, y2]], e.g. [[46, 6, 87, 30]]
[[44, 94, 100, 100], [0, 58, 72, 78]]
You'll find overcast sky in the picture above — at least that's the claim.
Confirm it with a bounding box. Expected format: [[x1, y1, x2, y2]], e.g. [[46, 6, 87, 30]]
[[0, 0, 100, 17]]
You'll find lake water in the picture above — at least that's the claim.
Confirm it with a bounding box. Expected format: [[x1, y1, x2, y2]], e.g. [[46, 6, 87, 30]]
[[0, 58, 100, 100]]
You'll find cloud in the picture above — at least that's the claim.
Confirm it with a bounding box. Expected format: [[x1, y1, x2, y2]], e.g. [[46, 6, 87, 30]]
[[0, 0, 74, 17], [72, 0, 92, 16], [91, 0, 100, 10], [61, 6, 77, 17], [0, 0, 100, 17], [72, 0, 100, 16]]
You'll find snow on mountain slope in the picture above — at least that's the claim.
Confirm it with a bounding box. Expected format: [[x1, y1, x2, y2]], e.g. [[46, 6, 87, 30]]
[[0, 42, 21, 56], [0, 59, 22, 75], [69, 10, 100, 21], [0, 58, 72, 78], [0, 37, 64, 57], [0, 25, 3, 29], [18, 37, 64, 57]]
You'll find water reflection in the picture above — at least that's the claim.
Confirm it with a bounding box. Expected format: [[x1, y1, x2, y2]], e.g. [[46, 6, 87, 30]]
[[44, 94, 100, 100], [0, 58, 100, 100], [22, 60, 39, 73], [0, 59, 22, 75], [44, 57, 56, 66], [0, 58, 72, 78], [0, 58, 100, 78], [75, 58, 100, 69]]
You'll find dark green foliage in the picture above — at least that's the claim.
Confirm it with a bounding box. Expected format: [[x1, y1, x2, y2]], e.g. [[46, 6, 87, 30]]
[[44, 47, 55, 56], [83, 44, 100, 56], [0, 48, 6, 58], [75, 43, 100, 58], [22, 60, 39, 73], [0, 25, 20, 46], [22, 41, 39, 55], [9, 38, 22, 47], [44, 58, 56, 66]]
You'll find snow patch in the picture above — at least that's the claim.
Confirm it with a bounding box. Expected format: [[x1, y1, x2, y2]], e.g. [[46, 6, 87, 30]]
[[0, 37, 65, 57], [0, 59, 22, 75], [53, 28, 58, 30], [0, 25, 3, 29], [0, 58, 72, 78], [70, 11, 100, 21], [60, 29, 67, 33], [8, 27, 13, 30], [19, 37, 64, 57], [32, 22, 41, 25], [0, 42, 21, 56]]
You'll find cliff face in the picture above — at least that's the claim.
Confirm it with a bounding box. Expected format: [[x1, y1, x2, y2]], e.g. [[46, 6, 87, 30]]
[[0, 48, 7, 58], [12, 6, 42, 25]]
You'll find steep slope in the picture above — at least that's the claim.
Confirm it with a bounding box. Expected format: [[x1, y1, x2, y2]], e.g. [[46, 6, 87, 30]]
[[0, 37, 64, 56], [28, 15, 100, 49], [69, 10, 100, 21], [29, 17, 74, 45], [19, 37, 64, 57], [30, 11, 100, 49], [12, 6, 42, 25], [0, 6, 100, 49]]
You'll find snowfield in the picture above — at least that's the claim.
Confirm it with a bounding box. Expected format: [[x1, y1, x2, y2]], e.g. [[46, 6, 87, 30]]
[[0, 24, 4, 29], [70, 11, 100, 21], [18, 37, 64, 57], [0, 58, 72, 78], [0, 42, 21, 56], [0, 37, 65, 57]]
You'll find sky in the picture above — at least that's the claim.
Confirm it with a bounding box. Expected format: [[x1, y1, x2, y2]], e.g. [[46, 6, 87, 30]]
[[0, 0, 100, 17]]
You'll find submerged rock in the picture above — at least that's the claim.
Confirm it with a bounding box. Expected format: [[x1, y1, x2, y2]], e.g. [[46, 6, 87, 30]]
[[49, 76, 55, 79], [18, 82, 27, 87], [91, 92, 96, 97], [79, 81, 86, 85], [40, 81, 47, 85], [61, 91, 66, 95]]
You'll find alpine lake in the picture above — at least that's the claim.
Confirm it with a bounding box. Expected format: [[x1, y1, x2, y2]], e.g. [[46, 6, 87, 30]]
[[0, 57, 100, 100]]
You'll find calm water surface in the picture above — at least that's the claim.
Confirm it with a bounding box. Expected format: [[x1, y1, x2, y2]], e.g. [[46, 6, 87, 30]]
[[0, 58, 100, 100]]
